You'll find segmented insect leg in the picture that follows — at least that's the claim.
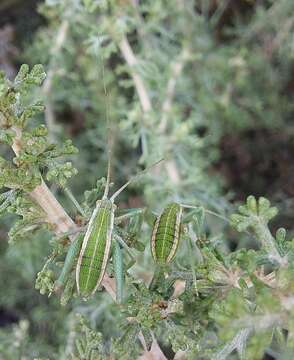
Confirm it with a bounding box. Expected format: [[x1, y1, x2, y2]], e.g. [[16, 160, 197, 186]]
[[54, 232, 84, 292], [113, 239, 124, 304]]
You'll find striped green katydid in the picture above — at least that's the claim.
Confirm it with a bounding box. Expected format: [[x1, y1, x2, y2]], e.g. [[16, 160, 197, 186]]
[[149, 202, 228, 293], [52, 208, 142, 300], [151, 202, 183, 264], [76, 158, 163, 299], [150, 202, 228, 264]]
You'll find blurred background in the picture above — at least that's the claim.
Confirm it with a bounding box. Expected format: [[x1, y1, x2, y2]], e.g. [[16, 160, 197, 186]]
[[0, 0, 293, 358]]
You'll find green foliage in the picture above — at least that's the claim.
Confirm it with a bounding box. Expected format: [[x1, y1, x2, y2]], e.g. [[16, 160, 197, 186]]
[[0, 0, 294, 359], [0, 64, 45, 128], [68, 315, 107, 360], [7, 193, 50, 244], [0, 320, 30, 360], [231, 196, 292, 265], [231, 196, 278, 232]]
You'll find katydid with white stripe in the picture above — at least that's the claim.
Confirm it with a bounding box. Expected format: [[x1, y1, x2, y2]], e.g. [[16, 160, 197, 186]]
[[151, 202, 228, 265], [150, 202, 228, 294], [151, 203, 183, 264]]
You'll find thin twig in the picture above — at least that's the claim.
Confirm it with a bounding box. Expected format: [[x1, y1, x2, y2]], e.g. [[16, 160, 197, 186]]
[[118, 35, 152, 112], [138, 330, 168, 360], [159, 48, 190, 134], [158, 47, 191, 185], [117, 34, 181, 184], [42, 20, 69, 138], [42, 20, 69, 97]]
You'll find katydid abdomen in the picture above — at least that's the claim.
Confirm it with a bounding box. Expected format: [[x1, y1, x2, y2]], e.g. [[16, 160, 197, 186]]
[[151, 203, 182, 264]]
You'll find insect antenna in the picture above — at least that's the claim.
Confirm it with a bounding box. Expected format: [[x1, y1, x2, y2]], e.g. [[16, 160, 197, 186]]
[[99, 34, 113, 200], [102, 133, 113, 199], [110, 158, 164, 202]]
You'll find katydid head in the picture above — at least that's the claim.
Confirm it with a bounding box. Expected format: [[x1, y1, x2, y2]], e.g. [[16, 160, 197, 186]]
[[109, 159, 164, 202], [99, 198, 115, 210]]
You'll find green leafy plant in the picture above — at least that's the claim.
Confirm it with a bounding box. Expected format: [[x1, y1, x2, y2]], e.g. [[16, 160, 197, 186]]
[[0, 1, 293, 359]]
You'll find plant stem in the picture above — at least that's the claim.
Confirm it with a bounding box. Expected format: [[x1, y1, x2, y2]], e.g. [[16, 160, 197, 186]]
[[42, 20, 69, 139], [158, 47, 190, 134], [253, 218, 287, 266], [118, 35, 152, 113]]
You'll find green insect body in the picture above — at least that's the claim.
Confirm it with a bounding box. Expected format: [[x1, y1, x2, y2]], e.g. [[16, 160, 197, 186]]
[[76, 199, 115, 297], [151, 202, 183, 264], [54, 232, 84, 291]]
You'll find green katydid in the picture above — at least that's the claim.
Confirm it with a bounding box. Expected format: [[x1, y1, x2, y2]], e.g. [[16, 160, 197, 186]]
[[150, 202, 229, 265], [53, 209, 143, 301], [151, 203, 183, 264], [149, 202, 229, 292]]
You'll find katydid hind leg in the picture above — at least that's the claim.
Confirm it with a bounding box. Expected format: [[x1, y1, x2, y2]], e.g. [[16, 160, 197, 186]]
[[113, 238, 124, 304], [54, 232, 84, 292]]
